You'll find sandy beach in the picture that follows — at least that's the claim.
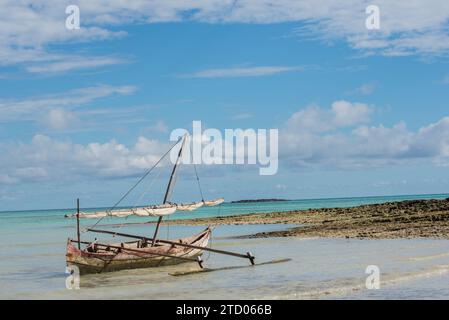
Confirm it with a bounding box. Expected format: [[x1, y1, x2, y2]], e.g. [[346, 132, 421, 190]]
[[162, 198, 449, 239]]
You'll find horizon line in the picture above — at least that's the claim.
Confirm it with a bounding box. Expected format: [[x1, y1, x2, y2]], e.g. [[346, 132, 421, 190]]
[[1, 192, 448, 214]]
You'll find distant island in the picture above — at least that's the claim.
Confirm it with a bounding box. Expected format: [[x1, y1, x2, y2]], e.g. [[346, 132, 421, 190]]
[[231, 199, 288, 203]]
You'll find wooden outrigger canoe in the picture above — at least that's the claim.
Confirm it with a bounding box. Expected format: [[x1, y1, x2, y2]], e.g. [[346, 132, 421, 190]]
[[65, 135, 256, 275], [67, 228, 211, 274]]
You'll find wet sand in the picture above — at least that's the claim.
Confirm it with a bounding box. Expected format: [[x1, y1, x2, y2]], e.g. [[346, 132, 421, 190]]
[[164, 199, 449, 239]]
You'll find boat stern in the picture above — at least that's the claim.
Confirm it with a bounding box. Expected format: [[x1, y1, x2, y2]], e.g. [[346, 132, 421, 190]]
[[66, 238, 80, 266]]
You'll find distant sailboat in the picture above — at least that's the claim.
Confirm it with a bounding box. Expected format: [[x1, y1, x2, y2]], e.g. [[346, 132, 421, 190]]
[[65, 134, 255, 274]]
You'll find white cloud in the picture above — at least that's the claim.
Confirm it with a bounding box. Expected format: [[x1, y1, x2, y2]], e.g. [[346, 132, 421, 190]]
[[347, 82, 376, 95], [181, 66, 303, 78], [332, 100, 372, 127], [0, 84, 136, 123], [0, 1, 127, 73], [0, 134, 169, 185], [290, 1, 449, 57], [2, 1, 446, 74], [286, 100, 372, 133], [3, 105, 449, 185], [25, 56, 127, 74], [40, 109, 78, 131], [162, 1, 449, 57], [411, 117, 449, 159], [281, 101, 449, 168], [147, 120, 169, 133]]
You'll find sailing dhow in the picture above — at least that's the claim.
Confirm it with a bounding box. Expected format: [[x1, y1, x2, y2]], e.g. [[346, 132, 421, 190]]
[[65, 134, 255, 274]]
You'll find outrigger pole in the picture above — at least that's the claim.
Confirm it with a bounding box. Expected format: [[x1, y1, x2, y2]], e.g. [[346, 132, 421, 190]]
[[87, 228, 256, 265], [151, 134, 187, 246]]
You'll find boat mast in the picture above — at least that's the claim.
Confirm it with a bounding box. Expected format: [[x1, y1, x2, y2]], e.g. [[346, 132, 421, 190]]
[[151, 134, 187, 246], [76, 198, 81, 249]]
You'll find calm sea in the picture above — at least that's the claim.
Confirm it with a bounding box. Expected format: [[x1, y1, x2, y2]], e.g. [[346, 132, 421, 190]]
[[1, 193, 449, 299]]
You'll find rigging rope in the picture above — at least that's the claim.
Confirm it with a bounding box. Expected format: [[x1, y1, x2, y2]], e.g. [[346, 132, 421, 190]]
[[84, 137, 183, 232], [132, 165, 164, 209], [193, 163, 204, 202], [110, 165, 165, 237], [190, 138, 204, 202]]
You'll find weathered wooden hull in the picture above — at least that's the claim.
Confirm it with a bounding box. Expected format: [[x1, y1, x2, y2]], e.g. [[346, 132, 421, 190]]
[[66, 228, 211, 274]]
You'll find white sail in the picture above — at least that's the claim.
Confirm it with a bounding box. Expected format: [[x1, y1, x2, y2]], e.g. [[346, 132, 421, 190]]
[[109, 210, 134, 218], [65, 204, 177, 219], [65, 212, 108, 219], [176, 201, 204, 211], [133, 205, 177, 217], [203, 198, 225, 206]]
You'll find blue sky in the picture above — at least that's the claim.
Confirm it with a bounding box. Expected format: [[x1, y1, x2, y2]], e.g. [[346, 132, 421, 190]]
[[1, 1, 449, 210]]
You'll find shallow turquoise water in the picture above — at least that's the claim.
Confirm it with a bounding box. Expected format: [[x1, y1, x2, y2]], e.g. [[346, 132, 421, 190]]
[[2, 193, 448, 229], [2, 224, 449, 300], [1, 193, 449, 299]]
